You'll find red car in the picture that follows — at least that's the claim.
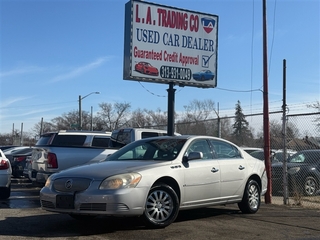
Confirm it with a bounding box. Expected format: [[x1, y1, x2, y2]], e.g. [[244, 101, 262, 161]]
[[134, 61, 159, 76]]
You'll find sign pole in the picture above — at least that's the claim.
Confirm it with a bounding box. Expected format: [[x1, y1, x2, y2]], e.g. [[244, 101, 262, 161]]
[[167, 82, 176, 136]]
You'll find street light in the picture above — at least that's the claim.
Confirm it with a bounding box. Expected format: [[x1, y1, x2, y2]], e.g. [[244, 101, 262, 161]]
[[79, 92, 100, 130]]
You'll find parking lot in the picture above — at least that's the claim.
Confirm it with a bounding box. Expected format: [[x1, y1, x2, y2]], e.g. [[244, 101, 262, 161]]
[[1, 177, 320, 240]]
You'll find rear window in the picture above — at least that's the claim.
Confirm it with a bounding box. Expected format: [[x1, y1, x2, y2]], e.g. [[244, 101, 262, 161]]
[[51, 135, 86, 146], [36, 133, 55, 145]]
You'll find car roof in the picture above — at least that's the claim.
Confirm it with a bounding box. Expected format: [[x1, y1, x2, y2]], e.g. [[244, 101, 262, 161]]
[[137, 134, 237, 145]]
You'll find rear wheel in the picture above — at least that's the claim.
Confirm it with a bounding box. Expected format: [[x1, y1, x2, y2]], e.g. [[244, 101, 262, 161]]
[[238, 179, 260, 214], [143, 184, 179, 228]]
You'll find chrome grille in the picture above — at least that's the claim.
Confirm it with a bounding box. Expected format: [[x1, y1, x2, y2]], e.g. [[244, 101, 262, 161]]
[[79, 203, 129, 212], [53, 177, 92, 192], [80, 203, 107, 211]]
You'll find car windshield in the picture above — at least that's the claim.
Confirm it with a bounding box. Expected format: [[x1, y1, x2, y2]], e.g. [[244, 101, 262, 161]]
[[288, 151, 320, 163], [106, 138, 187, 161]]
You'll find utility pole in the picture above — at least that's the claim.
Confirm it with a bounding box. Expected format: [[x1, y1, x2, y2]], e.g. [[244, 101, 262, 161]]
[[262, 0, 271, 204]]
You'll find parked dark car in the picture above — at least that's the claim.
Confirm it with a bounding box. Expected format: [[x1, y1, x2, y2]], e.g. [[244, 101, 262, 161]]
[[0, 145, 18, 151], [4, 147, 33, 177], [272, 149, 320, 196], [248, 150, 277, 162]]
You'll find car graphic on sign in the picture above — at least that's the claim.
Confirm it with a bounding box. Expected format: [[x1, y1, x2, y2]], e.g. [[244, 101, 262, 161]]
[[134, 61, 159, 76], [192, 70, 214, 81]]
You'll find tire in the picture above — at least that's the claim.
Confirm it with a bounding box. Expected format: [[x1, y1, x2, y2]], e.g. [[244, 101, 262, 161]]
[[238, 179, 261, 214], [143, 184, 179, 228], [304, 176, 318, 196], [0, 185, 11, 200], [69, 214, 97, 221]]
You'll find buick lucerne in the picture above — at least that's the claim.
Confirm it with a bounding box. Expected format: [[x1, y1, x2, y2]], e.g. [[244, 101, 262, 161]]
[[40, 135, 267, 228]]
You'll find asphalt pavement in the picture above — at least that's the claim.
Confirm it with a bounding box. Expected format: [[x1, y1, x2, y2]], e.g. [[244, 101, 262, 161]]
[[0, 177, 320, 239]]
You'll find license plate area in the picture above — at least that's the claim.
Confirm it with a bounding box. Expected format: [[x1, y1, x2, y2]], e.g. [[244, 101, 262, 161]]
[[56, 195, 74, 209]]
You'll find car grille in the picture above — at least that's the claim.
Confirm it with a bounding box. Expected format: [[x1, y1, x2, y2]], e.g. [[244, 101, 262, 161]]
[[79, 203, 129, 212], [41, 200, 55, 209], [53, 177, 92, 192]]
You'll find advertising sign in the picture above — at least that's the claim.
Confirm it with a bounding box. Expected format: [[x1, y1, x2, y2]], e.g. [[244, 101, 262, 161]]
[[123, 0, 218, 88]]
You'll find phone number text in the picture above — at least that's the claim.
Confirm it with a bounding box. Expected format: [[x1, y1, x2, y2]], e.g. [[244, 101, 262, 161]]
[[160, 66, 192, 80]]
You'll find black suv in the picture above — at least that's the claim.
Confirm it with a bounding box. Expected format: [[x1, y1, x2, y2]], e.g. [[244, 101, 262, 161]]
[[272, 149, 320, 196]]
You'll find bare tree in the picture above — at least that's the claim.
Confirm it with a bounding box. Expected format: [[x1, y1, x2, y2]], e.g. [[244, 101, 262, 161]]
[[307, 101, 320, 131], [177, 99, 216, 135], [31, 121, 56, 136], [144, 108, 167, 129], [52, 110, 78, 130], [220, 117, 233, 140], [130, 108, 153, 128], [96, 102, 131, 131]]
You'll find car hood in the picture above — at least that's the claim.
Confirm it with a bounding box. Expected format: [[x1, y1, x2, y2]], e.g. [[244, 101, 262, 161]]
[[51, 160, 171, 180], [272, 162, 310, 169]]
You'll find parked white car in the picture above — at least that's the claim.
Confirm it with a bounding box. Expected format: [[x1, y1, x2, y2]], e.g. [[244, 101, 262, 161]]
[[0, 149, 12, 199], [40, 135, 268, 228]]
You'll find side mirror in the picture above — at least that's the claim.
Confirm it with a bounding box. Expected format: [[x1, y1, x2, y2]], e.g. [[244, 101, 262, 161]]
[[183, 152, 203, 162]]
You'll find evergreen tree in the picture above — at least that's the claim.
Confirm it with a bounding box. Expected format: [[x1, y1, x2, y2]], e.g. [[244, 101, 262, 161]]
[[232, 100, 252, 145]]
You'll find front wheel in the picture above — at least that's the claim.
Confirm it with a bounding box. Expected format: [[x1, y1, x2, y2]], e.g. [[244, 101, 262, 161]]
[[143, 184, 179, 228], [238, 179, 261, 214], [304, 176, 318, 196]]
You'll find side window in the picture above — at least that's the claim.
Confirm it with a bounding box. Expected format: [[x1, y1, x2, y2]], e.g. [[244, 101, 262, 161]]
[[92, 137, 110, 148], [185, 139, 212, 160], [209, 140, 241, 159], [141, 132, 159, 139], [118, 144, 148, 160]]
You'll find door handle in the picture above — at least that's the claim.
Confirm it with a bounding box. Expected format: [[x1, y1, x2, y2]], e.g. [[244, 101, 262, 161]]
[[239, 165, 245, 170], [211, 167, 219, 173]]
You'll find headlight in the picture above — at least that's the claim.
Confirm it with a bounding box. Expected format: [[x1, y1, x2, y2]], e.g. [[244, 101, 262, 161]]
[[99, 173, 142, 190], [44, 175, 53, 188], [288, 167, 300, 175]]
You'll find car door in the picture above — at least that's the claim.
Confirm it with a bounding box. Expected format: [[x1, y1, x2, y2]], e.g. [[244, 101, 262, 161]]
[[209, 139, 247, 200], [182, 139, 221, 206]]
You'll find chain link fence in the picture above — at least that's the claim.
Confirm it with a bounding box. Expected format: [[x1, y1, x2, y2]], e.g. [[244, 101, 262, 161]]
[[271, 112, 320, 209], [173, 111, 320, 208]]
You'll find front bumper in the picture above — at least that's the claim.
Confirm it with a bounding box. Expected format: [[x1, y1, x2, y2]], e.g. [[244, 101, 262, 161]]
[[40, 181, 148, 217]]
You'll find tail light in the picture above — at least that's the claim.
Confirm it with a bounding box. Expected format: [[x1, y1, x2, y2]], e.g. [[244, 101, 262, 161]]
[[47, 152, 58, 168], [14, 156, 27, 162], [0, 159, 9, 170]]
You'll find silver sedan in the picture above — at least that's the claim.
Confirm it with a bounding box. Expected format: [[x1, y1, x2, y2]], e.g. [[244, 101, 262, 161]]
[[40, 135, 267, 228]]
